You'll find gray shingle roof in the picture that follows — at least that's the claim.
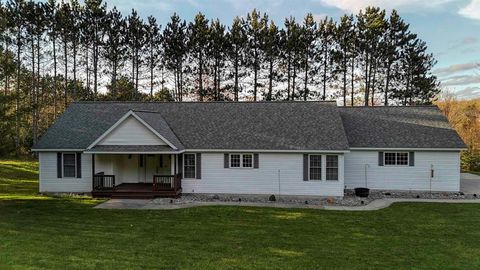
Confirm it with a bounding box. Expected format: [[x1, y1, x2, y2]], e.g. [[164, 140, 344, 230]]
[[33, 101, 350, 151], [339, 106, 466, 149]]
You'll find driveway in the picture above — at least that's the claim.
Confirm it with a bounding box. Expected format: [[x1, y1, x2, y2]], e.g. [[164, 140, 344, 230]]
[[460, 173, 480, 194]]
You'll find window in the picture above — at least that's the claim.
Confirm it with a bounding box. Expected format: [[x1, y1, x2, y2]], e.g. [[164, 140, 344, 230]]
[[309, 155, 322, 180], [242, 154, 253, 168], [326, 155, 339, 181], [230, 154, 253, 168], [230, 154, 240, 168], [63, 153, 76, 178], [184, 153, 196, 178], [384, 152, 409, 166]]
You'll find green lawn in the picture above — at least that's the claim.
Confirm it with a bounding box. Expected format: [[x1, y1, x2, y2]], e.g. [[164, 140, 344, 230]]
[[1, 160, 480, 269]]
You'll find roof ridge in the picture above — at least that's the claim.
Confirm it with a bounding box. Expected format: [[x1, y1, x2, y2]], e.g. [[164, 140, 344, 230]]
[[340, 105, 438, 108], [71, 100, 338, 104]]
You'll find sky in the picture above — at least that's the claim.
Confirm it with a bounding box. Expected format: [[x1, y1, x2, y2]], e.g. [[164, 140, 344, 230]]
[[106, 0, 480, 99]]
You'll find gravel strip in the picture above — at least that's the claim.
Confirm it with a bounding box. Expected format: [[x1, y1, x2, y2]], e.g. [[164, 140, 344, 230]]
[[151, 190, 480, 207]]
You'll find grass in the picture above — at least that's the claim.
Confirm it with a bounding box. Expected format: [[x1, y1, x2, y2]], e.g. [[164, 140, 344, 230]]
[[1, 160, 480, 269]]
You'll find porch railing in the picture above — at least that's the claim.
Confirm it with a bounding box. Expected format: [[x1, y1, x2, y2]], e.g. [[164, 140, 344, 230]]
[[93, 173, 116, 191], [153, 173, 182, 192]]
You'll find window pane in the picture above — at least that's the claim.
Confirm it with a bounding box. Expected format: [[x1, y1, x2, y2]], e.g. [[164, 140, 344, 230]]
[[242, 154, 253, 168], [326, 155, 338, 180], [397, 153, 408, 165], [184, 166, 195, 178], [326, 155, 338, 168], [63, 154, 76, 177], [309, 155, 322, 180], [230, 154, 240, 168], [64, 166, 76, 178], [384, 153, 396, 165], [183, 154, 196, 178], [309, 168, 321, 180], [184, 154, 195, 166], [310, 155, 322, 168], [63, 154, 75, 165], [326, 168, 338, 181]]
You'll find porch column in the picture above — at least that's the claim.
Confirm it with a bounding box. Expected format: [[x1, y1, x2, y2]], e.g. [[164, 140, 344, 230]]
[[91, 154, 95, 191], [171, 154, 175, 175]]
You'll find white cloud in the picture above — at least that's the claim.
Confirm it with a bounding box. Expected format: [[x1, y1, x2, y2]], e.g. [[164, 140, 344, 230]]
[[441, 74, 480, 86], [318, 0, 453, 13], [434, 62, 480, 77], [455, 86, 480, 99], [459, 0, 480, 20]]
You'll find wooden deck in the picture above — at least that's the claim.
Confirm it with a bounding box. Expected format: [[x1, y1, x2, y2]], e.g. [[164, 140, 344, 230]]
[[92, 183, 182, 199]]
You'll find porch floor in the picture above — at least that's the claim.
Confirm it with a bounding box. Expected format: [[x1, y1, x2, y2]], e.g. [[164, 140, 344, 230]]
[[92, 183, 181, 199]]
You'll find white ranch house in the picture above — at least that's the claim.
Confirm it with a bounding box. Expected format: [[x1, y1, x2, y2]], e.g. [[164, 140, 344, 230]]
[[32, 101, 466, 198]]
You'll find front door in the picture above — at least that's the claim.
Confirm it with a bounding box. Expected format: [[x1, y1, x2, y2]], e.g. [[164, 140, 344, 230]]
[[145, 154, 158, 183]]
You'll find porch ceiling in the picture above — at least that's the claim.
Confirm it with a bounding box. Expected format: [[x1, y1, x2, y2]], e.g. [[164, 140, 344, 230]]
[[84, 145, 182, 154]]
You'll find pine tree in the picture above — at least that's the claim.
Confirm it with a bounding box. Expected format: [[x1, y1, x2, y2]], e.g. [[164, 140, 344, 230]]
[[163, 13, 187, 101], [299, 13, 317, 101], [244, 9, 268, 101], [187, 13, 209, 101], [335, 14, 355, 106], [207, 19, 227, 101], [126, 9, 144, 96], [356, 7, 387, 106], [103, 6, 126, 97], [263, 21, 281, 101], [145, 16, 162, 99], [317, 17, 336, 101], [225, 16, 246, 101]]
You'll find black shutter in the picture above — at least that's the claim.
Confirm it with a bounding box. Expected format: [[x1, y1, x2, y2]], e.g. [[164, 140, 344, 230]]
[[303, 154, 308, 181], [178, 154, 183, 176], [254, 154, 259, 168], [196, 153, 201, 179], [378, 152, 384, 166], [76, 153, 82, 178], [57, 152, 62, 178], [409, 152, 415, 166], [224, 153, 229, 168]]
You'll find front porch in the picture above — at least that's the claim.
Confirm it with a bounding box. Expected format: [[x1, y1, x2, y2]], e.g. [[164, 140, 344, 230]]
[[90, 153, 183, 198]]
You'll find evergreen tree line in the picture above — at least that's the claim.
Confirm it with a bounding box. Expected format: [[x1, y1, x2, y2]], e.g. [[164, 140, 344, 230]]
[[0, 0, 440, 155]]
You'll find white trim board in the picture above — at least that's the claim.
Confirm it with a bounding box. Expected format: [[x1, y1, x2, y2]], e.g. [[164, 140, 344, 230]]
[[86, 110, 178, 150], [349, 147, 465, 151]]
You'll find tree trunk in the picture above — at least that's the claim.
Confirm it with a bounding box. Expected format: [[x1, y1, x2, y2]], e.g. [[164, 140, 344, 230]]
[[199, 53, 203, 101], [322, 49, 327, 101], [267, 59, 273, 101], [234, 54, 239, 101], [286, 51, 291, 100], [253, 52, 258, 101], [15, 33, 21, 156], [384, 61, 392, 106], [351, 57, 354, 107], [364, 52, 369, 106], [63, 37, 68, 107], [303, 51, 308, 101], [73, 42, 77, 99], [292, 62, 296, 100], [53, 37, 57, 118]]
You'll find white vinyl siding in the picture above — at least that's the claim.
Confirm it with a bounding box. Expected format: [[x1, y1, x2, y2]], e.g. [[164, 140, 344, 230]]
[[39, 152, 92, 193], [98, 115, 166, 146], [344, 150, 460, 192], [182, 153, 345, 197]]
